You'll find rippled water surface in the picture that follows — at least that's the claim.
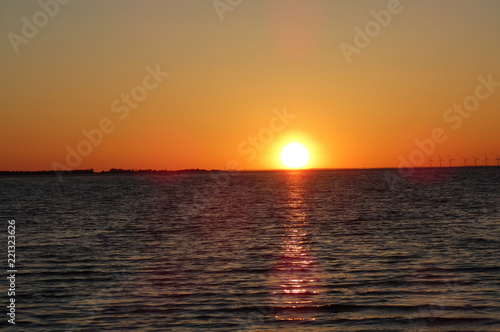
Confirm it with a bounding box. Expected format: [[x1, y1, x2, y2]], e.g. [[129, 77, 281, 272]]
[[1, 168, 500, 331]]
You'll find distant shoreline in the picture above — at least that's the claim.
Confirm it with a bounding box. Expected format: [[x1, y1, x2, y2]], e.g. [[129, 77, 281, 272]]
[[0, 168, 217, 176], [0, 166, 498, 176]]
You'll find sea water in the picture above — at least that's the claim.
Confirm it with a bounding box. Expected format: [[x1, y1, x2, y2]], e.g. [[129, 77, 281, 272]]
[[1, 168, 499, 331]]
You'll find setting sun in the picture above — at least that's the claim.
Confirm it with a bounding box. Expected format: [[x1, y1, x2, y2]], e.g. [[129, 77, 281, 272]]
[[280, 142, 310, 169]]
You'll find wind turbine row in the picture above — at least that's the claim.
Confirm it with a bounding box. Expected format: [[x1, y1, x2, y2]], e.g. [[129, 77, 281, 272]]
[[428, 154, 500, 167]]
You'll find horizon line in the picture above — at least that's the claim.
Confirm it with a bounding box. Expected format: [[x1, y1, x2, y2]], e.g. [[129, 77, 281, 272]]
[[1, 165, 499, 175]]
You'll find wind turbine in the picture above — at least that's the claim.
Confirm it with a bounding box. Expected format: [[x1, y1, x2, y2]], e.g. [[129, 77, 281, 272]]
[[495, 154, 500, 167], [463, 157, 469, 167], [438, 155, 444, 168], [429, 157, 434, 168], [473, 156, 479, 167], [484, 155, 490, 166], [448, 155, 455, 167]]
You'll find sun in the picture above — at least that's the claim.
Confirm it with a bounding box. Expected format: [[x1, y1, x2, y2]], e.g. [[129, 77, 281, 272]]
[[280, 142, 310, 169]]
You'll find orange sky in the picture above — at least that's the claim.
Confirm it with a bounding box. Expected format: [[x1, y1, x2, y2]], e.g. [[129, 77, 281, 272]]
[[1, 0, 499, 171]]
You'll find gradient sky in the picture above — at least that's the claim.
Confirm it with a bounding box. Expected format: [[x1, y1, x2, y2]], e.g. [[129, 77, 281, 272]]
[[1, 0, 499, 171]]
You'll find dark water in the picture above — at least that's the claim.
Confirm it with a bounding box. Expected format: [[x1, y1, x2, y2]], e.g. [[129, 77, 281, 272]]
[[1, 168, 500, 331]]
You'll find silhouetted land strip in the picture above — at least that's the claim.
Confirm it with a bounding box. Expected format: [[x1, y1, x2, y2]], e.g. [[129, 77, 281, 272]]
[[0, 168, 222, 176], [1, 166, 499, 177]]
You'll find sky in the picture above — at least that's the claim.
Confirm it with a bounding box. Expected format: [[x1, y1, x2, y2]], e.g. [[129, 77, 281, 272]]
[[1, 0, 499, 171]]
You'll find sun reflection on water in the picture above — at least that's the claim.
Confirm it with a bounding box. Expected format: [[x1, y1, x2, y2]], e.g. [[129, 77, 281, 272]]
[[269, 172, 325, 321]]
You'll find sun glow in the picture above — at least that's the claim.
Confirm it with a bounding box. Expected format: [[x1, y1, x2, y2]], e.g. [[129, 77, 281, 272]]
[[280, 143, 310, 169]]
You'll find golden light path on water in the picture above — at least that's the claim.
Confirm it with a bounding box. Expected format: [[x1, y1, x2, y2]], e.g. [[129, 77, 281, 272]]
[[269, 172, 325, 322]]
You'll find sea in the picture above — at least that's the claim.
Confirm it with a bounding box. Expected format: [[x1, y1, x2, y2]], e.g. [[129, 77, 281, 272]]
[[1, 168, 499, 331]]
